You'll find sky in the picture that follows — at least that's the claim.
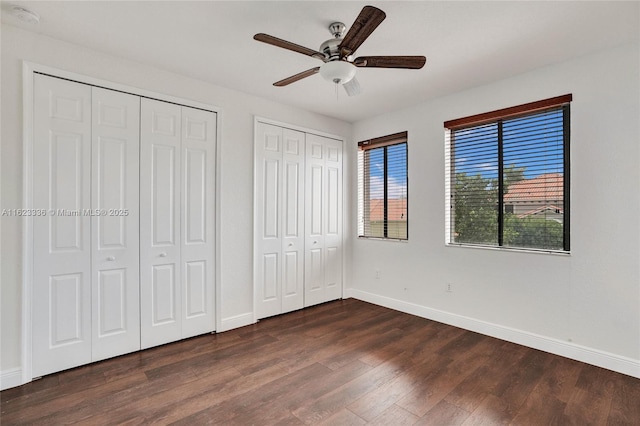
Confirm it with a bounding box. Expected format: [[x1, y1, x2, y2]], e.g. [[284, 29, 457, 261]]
[[366, 143, 407, 200], [453, 109, 564, 181]]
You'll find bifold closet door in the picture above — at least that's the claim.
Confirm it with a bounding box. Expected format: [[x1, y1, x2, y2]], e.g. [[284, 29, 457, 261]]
[[33, 74, 93, 377], [91, 87, 141, 361], [32, 76, 141, 376], [140, 99, 183, 348], [304, 134, 343, 307], [180, 107, 216, 339], [254, 122, 305, 319], [140, 98, 216, 348]]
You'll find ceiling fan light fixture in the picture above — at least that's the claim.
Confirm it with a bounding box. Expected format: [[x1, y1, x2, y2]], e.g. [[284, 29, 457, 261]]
[[319, 61, 356, 85]]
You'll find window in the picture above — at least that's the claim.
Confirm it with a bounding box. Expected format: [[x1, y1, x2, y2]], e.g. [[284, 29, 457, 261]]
[[445, 95, 571, 252], [358, 131, 408, 240]]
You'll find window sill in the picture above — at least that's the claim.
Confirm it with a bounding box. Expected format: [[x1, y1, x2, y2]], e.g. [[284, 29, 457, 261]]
[[445, 243, 570, 256], [358, 236, 409, 243]]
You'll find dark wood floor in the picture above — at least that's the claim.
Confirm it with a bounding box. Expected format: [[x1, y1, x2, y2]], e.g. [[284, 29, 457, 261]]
[[2, 299, 639, 425]]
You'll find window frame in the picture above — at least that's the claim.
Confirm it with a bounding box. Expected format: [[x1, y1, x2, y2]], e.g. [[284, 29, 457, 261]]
[[445, 94, 571, 253], [358, 131, 409, 241]]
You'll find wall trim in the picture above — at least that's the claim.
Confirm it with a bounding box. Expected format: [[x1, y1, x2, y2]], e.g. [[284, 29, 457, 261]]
[[219, 312, 255, 333], [345, 288, 640, 379], [1, 368, 24, 391]]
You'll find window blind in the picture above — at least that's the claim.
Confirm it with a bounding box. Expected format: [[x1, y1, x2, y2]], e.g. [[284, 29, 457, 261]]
[[446, 95, 571, 251], [358, 132, 408, 240]]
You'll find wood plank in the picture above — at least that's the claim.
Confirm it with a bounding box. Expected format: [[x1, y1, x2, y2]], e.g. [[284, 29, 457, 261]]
[[562, 387, 612, 425], [348, 351, 451, 421], [395, 333, 501, 416], [292, 351, 419, 424], [417, 400, 470, 425], [608, 373, 640, 425], [368, 404, 419, 425], [318, 408, 367, 425], [2, 299, 639, 426], [443, 340, 529, 413]]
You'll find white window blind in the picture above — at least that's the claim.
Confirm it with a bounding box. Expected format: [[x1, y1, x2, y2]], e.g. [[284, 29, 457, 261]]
[[358, 131, 408, 240]]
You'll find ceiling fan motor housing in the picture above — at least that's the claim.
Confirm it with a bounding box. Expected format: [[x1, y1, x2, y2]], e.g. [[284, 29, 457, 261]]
[[320, 22, 347, 61], [319, 38, 342, 61]]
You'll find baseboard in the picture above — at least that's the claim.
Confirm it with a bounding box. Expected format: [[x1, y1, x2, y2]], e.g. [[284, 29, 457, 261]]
[[345, 288, 640, 379], [219, 312, 255, 333], [1, 367, 24, 391]]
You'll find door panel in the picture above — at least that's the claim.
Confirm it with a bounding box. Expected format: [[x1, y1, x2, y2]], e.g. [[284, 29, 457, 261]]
[[49, 273, 84, 345], [263, 158, 279, 238], [185, 261, 206, 318], [255, 124, 305, 318], [280, 129, 305, 313], [91, 87, 140, 361], [97, 269, 126, 336], [255, 123, 283, 319], [263, 253, 279, 300], [305, 134, 343, 307], [33, 74, 92, 376], [283, 251, 299, 296], [309, 164, 324, 236], [323, 139, 343, 301], [50, 132, 85, 251], [152, 264, 177, 323], [140, 98, 182, 349], [181, 106, 216, 338]]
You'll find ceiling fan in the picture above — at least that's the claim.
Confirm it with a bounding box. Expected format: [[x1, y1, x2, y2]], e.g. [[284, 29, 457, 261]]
[[254, 5, 426, 96]]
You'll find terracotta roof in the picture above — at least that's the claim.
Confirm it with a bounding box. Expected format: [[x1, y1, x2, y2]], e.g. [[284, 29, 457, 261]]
[[504, 173, 563, 202], [518, 205, 563, 219], [369, 199, 407, 221]]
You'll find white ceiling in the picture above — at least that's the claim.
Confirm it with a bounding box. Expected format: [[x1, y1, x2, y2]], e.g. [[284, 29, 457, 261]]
[[2, 1, 638, 122]]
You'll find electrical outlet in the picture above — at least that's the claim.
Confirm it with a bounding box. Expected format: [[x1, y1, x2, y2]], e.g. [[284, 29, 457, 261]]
[[446, 283, 453, 293], [375, 270, 380, 279]]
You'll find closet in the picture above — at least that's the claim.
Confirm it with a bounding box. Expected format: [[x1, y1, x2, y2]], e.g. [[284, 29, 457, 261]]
[[31, 74, 216, 377], [139, 98, 216, 349], [254, 121, 343, 319]]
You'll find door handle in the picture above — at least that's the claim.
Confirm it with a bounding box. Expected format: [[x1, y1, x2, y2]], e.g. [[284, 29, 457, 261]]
[[313, 241, 318, 244], [106, 256, 116, 261], [288, 243, 294, 247], [159, 252, 167, 257]]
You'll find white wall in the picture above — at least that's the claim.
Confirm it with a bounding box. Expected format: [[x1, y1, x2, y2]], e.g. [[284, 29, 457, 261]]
[[348, 43, 640, 377], [2, 23, 638, 385], [0, 25, 351, 376]]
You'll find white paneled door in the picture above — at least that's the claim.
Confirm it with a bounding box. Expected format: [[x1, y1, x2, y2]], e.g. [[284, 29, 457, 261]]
[[32, 73, 217, 377], [91, 87, 141, 361], [33, 74, 93, 377], [140, 99, 216, 348], [33, 75, 143, 375], [305, 134, 343, 307], [255, 123, 305, 319], [140, 98, 182, 348], [254, 121, 342, 319], [180, 107, 216, 339]]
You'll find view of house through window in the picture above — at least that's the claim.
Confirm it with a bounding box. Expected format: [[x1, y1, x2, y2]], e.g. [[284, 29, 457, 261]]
[[358, 132, 408, 240], [445, 95, 571, 251]]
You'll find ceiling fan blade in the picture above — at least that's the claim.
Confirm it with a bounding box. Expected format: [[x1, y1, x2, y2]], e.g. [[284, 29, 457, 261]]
[[343, 76, 362, 97], [273, 67, 321, 86], [254, 33, 326, 60], [339, 6, 386, 58], [354, 56, 427, 69]]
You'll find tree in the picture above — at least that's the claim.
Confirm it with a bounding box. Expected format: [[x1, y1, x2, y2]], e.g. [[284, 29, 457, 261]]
[[503, 164, 526, 191], [453, 164, 556, 247], [453, 172, 498, 245], [504, 215, 563, 250]]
